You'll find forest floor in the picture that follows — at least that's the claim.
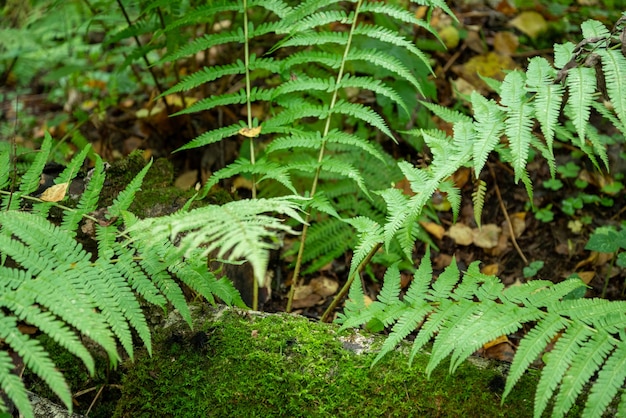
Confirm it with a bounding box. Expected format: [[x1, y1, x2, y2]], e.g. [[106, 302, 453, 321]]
[[1, 1, 626, 415]]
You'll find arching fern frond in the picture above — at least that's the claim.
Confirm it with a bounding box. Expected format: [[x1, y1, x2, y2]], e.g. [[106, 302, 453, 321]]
[[338, 253, 626, 417], [127, 197, 306, 287], [500, 70, 534, 198]]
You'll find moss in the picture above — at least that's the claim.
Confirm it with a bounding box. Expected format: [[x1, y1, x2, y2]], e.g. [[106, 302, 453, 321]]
[[115, 307, 539, 417]]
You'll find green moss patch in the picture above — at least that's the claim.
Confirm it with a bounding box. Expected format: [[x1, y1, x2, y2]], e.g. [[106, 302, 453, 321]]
[[115, 306, 538, 417]]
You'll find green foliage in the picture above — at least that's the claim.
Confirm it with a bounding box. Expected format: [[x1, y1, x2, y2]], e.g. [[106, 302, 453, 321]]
[[338, 251, 626, 418], [3, 2, 626, 418], [0, 136, 273, 417], [338, 13, 626, 418]]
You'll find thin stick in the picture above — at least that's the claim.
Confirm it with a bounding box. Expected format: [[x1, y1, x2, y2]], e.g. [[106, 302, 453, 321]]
[[488, 163, 528, 265], [320, 242, 382, 323]]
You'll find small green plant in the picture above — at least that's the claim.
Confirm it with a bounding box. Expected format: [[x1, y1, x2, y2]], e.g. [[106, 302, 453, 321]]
[[585, 224, 626, 297], [523, 260, 545, 279]]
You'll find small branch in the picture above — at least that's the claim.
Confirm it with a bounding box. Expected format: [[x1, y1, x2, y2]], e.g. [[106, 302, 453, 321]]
[[488, 163, 528, 265], [320, 242, 382, 323]]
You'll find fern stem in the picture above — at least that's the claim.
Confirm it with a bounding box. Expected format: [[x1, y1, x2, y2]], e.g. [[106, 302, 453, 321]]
[[243, 0, 257, 201], [320, 242, 382, 323], [243, 0, 258, 310], [115, 0, 171, 115], [286, 0, 364, 313]]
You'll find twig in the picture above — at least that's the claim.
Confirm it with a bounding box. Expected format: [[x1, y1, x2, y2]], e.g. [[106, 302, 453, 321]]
[[488, 163, 528, 265], [320, 242, 382, 323]]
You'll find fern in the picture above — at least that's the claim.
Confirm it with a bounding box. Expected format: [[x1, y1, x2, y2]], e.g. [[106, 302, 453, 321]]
[[0, 142, 255, 417], [338, 252, 626, 417], [339, 15, 626, 418]]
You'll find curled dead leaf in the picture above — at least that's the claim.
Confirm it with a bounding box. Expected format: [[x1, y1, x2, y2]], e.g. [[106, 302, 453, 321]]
[[239, 126, 262, 138], [39, 183, 68, 202]]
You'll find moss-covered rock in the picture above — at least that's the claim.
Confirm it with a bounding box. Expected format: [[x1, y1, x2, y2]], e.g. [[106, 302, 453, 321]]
[[115, 305, 539, 417]]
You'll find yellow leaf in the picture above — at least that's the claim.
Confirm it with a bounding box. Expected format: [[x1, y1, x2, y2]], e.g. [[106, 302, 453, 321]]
[[39, 183, 68, 202], [420, 221, 446, 240], [509, 11, 548, 40], [447, 224, 474, 246], [239, 126, 262, 138]]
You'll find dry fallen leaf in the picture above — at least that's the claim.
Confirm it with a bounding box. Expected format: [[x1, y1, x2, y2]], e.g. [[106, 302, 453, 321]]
[[420, 221, 446, 240], [174, 170, 198, 190], [310, 277, 339, 297], [473, 224, 502, 249], [576, 271, 595, 284], [39, 183, 68, 202], [483, 335, 509, 350], [239, 126, 262, 138], [493, 31, 519, 55], [447, 224, 474, 246], [481, 263, 500, 276], [509, 11, 548, 40]]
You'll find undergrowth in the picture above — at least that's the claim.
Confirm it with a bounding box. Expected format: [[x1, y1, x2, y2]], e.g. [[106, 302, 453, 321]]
[[1, 1, 626, 417]]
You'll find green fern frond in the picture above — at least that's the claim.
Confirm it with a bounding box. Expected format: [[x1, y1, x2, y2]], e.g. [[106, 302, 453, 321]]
[[326, 130, 386, 163], [553, 331, 615, 418], [287, 9, 351, 33], [161, 60, 249, 95], [339, 74, 409, 116], [0, 315, 71, 410], [471, 179, 487, 228], [581, 19, 611, 38], [360, 2, 438, 38], [204, 157, 296, 194], [526, 57, 563, 170], [272, 76, 336, 98], [354, 24, 432, 72], [437, 179, 461, 222], [347, 49, 424, 93], [471, 91, 504, 176], [176, 123, 244, 151], [534, 322, 594, 418], [173, 87, 274, 116], [345, 216, 383, 280], [0, 152, 9, 191], [420, 101, 472, 124], [340, 246, 626, 418], [249, 0, 292, 18], [61, 156, 106, 234], [128, 197, 305, 286], [277, 0, 347, 31], [161, 28, 245, 64], [265, 131, 324, 153], [2, 133, 51, 211], [377, 187, 410, 250], [330, 100, 394, 140], [565, 66, 597, 148], [597, 48, 626, 132], [0, 346, 31, 418], [582, 341, 626, 418], [319, 156, 369, 196], [136, 242, 193, 326], [299, 218, 354, 274], [161, 2, 242, 31], [500, 71, 534, 198]]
